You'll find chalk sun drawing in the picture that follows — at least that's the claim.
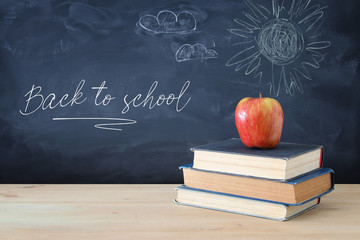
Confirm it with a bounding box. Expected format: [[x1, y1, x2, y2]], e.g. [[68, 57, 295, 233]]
[[226, 0, 331, 96]]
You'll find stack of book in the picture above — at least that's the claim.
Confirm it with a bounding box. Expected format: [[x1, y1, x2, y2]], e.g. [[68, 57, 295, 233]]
[[175, 138, 334, 221]]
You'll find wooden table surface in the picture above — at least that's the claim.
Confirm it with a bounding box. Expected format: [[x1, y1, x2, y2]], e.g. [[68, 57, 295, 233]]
[[0, 184, 359, 240]]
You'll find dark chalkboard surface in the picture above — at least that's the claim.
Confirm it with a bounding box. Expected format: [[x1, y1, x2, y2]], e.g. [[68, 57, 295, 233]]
[[1, 0, 359, 183]]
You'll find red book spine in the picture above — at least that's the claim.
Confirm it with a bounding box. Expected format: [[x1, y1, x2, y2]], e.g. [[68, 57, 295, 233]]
[[319, 147, 324, 168]]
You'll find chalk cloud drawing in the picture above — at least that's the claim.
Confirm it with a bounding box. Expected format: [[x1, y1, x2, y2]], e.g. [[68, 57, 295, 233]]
[[175, 44, 218, 62], [138, 10, 196, 34], [226, 0, 331, 96]]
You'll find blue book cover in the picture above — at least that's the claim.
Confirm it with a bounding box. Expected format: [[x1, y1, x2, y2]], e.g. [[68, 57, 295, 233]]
[[181, 163, 334, 183], [180, 164, 334, 205], [191, 138, 323, 160], [174, 185, 330, 221], [191, 138, 324, 180]]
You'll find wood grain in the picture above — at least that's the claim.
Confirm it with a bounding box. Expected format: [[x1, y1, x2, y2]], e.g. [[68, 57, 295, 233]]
[[0, 184, 359, 240]]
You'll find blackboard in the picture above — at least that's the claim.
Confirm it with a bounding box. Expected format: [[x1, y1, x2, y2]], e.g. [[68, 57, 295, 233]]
[[1, 0, 359, 183]]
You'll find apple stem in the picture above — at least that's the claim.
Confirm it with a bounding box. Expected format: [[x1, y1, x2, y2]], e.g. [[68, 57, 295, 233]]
[[259, 92, 262, 98]]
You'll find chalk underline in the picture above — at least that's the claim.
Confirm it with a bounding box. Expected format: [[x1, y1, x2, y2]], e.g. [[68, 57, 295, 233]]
[[53, 117, 137, 131]]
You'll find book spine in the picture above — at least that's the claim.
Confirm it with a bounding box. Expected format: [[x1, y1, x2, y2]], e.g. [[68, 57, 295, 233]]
[[317, 147, 324, 204], [319, 147, 324, 168]]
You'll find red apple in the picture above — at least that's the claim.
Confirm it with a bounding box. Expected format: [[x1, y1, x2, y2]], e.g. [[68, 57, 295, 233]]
[[235, 94, 284, 149]]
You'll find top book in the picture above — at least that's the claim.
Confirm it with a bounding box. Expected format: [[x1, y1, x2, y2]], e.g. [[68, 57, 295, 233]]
[[192, 138, 323, 181]]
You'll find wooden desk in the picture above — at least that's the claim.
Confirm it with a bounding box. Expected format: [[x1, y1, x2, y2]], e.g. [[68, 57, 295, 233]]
[[0, 184, 358, 239]]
